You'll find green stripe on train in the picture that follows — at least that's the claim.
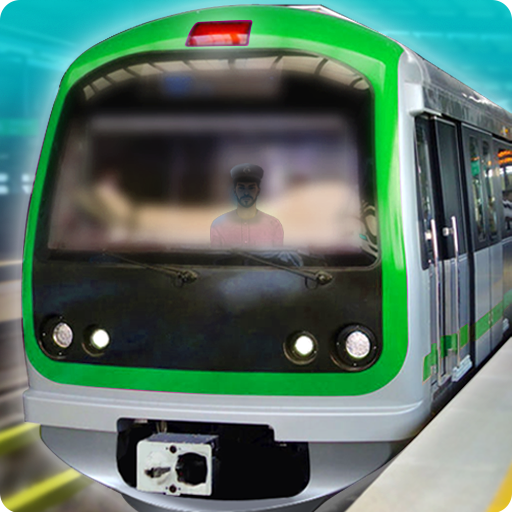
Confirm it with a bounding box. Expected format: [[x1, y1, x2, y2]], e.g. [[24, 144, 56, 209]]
[[423, 293, 511, 382]]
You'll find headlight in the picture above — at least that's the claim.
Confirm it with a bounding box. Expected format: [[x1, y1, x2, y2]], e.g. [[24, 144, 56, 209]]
[[332, 325, 379, 371], [52, 322, 74, 348], [284, 332, 318, 365], [84, 326, 111, 355], [345, 330, 371, 359], [39, 316, 74, 358], [90, 328, 110, 350]]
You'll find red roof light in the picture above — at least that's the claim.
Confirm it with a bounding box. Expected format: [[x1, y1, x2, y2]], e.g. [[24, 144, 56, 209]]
[[187, 21, 252, 47]]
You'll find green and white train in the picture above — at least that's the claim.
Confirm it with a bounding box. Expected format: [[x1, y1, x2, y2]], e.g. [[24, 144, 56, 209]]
[[21, 4, 512, 512]]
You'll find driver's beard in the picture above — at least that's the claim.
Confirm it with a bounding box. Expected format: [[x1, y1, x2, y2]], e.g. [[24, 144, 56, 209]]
[[237, 196, 257, 208]]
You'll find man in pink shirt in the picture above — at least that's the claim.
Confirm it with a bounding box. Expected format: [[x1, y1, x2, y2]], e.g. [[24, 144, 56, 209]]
[[210, 164, 284, 248]]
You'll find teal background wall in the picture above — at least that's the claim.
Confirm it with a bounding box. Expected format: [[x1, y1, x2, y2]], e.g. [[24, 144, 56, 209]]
[[0, 0, 511, 258], [0, 2, 510, 508]]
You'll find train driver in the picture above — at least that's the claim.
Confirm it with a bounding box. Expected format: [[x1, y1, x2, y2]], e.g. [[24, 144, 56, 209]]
[[210, 163, 284, 248]]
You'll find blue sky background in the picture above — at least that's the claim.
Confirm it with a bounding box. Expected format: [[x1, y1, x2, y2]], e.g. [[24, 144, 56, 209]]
[[0, 0, 511, 254]]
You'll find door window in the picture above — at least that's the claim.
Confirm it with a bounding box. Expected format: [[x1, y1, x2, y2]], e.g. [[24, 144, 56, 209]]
[[469, 136, 486, 243], [482, 140, 498, 240], [497, 146, 512, 236], [415, 119, 435, 268], [435, 121, 466, 256]]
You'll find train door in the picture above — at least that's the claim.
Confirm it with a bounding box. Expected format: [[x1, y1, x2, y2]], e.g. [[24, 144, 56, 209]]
[[416, 117, 474, 387], [494, 140, 512, 335], [461, 126, 502, 364], [432, 120, 472, 380], [415, 117, 447, 387], [484, 136, 504, 350]]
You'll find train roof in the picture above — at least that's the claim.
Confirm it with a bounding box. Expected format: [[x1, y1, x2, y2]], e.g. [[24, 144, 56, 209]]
[[412, 53, 512, 141], [287, 5, 512, 141], [58, 4, 512, 141], [60, 5, 402, 87], [292, 5, 512, 140]]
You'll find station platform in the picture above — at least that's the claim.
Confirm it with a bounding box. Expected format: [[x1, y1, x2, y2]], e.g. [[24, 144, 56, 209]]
[[340, 338, 512, 512]]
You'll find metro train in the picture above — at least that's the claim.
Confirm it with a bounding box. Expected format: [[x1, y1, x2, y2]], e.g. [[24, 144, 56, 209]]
[[21, 5, 512, 512]]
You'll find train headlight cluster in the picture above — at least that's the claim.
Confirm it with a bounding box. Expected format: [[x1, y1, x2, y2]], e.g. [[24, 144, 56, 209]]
[[284, 327, 379, 370], [40, 316, 111, 358]]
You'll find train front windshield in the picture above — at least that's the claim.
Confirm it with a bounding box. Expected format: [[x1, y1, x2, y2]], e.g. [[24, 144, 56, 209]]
[[45, 53, 377, 267]]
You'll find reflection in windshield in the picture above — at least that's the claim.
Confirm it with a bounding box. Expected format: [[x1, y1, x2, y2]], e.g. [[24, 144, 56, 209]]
[[50, 115, 366, 254], [210, 163, 284, 248], [46, 55, 377, 266]]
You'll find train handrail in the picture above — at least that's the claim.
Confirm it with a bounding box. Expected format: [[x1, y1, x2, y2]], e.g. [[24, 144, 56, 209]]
[[451, 215, 461, 366], [430, 218, 444, 386]]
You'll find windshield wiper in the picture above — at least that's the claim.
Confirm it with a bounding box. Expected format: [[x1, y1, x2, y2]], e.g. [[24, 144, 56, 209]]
[[104, 252, 198, 285], [229, 250, 333, 287]]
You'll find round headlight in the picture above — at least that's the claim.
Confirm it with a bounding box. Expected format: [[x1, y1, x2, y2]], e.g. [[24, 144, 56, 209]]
[[345, 331, 371, 360], [284, 332, 318, 365], [90, 328, 110, 350], [39, 316, 74, 359], [83, 326, 111, 355], [332, 325, 379, 371], [294, 335, 316, 357], [52, 322, 73, 348]]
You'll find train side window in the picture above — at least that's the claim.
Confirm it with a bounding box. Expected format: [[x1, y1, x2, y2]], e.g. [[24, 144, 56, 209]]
[[468, 136, 486, 244], [434, 121, 467, 256], [482, 140, 498, 241], [415, 118, 435, 269], [497, 145, 512, 236]]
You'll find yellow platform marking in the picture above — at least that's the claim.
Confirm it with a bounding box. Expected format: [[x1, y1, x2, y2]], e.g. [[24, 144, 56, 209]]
[[0, 424, 39, 457], [1, 469, 91, 512], [487, 463, 512, 512]]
